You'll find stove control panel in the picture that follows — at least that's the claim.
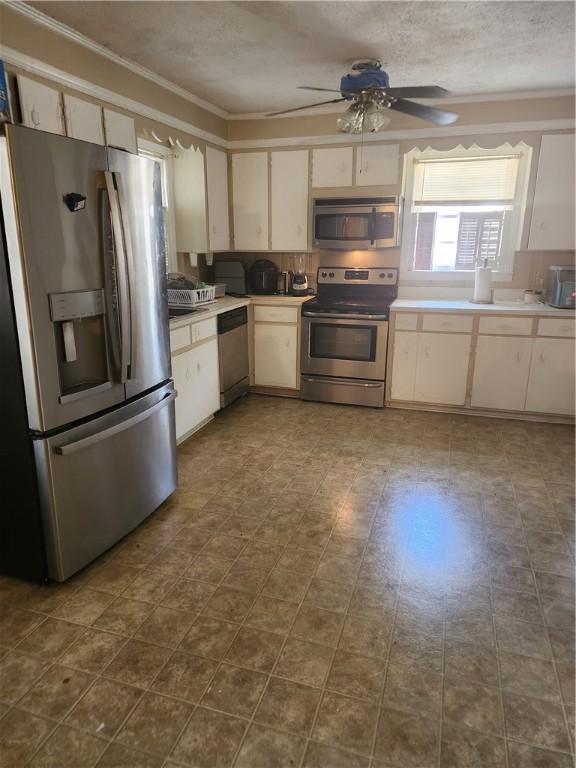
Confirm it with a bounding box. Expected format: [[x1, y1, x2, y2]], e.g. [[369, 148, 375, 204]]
[[317, 267, 398, 285]]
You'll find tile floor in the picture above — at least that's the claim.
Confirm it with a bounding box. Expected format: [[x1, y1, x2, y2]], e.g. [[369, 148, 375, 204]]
[[0, 395, 574, 767]]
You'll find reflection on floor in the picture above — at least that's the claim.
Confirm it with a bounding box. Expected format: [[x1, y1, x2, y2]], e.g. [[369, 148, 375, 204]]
[[0, 395, 574, 767]]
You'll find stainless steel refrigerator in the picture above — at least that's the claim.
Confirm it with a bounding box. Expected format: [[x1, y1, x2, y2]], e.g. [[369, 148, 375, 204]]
[[0, 125, 177, 582]]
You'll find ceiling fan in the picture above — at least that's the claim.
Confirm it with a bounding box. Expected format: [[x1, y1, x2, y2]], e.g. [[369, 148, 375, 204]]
[[266, 59, 458, 134]]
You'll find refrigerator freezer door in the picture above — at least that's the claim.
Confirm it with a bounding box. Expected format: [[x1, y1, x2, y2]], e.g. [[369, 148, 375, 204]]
[[34, 382, 177, 581], [107, 149, 171, 399], [1, 126, 126, 431]]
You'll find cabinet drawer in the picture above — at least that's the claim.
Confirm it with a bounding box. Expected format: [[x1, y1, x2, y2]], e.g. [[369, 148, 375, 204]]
[[170, 326, 191, 352], [254, 305, 298, 324], [191, 318, 217, 344], [537, 318, 575, 338], [394, 313, 418, 331], [422, 314, 473, 333], [478, 316, 533, 336]]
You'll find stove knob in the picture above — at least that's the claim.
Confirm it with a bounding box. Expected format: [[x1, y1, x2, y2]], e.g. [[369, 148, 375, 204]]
[[379, 272, 386, 278], [387, 272, 394, 279], [321, 271, 327, 277], [329, 272, 335, 278]]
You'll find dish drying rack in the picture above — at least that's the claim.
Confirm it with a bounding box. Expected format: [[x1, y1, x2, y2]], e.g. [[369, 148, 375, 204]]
[[167, 285, 216, 308]]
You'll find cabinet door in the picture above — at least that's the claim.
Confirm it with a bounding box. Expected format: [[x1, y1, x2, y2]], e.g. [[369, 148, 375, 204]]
[[415, 333, 471, 405], [17, 76, 64, 135], [312, 147, 353, 187], [271, 150, 309, 250], [232, 152, 268, 250], [173, 147, 208, 253], [390, 331, 418, 400], [471, 336, 532, 411], [355, 144, 399, 186], [254, 324, 298, 389], [172, 339, 220, 440], [528, 135, 575, 250], [103, 109, 137, 153], [525, 338, 575, 415], [63, 95, 104, 144], [206, 146, 230, 251]]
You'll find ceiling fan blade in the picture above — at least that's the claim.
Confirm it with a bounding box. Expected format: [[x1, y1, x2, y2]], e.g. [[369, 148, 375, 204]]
[[265, 98, 346, 117], [389, 98, 458, 125], [385, 86, 451, 99], [298, 86, 343, 93]]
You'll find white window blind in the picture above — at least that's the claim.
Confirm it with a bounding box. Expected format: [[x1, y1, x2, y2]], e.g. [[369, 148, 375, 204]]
[[413, 156, 520, 202]]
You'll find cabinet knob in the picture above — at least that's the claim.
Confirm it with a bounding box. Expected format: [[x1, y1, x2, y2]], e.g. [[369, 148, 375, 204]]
[[212, 224, 216, 234], [257, 226, 262, 235], [424, 347, 430, 358], [539, 353, 546, 363], [197, 362, 201, 372], [515, 352, 521, 363], [185, 368, 192, 380], [31, 107, 40, 127], [285, 339, 290, 348], [296, 225, 302, 235]]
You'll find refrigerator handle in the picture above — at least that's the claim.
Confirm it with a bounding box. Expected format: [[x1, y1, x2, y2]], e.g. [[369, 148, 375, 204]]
[[104, 171, 131, 383], [54, 390, 177, 456], [114, 172, 136, 382]]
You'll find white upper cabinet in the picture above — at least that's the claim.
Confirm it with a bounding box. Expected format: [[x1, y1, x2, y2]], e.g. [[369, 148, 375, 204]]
[[355, 144, 399, 186], [525, 338, 575, 415], [17, 76, 65, 135], [528, 134, 575, 250], [271, 150, 309, 251], [471, 336, 533, 411], [312, 147, 353, 187], [173, 147, 208, 253], [414, 333, 471, 406], [206, 146, 230, 252], [103, 109, 137, 153], [63, 95, 104, 145], [232, 152, 268, 250]]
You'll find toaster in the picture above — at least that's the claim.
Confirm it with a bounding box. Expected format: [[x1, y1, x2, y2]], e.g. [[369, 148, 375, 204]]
[[544, 266, 575, 309]]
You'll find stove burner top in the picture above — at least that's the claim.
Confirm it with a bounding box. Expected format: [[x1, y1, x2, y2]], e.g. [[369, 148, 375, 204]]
[[303, 295, 391, 317]]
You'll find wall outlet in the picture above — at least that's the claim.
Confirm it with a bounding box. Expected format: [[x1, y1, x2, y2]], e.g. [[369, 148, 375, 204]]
[[188, 252, 198, 268], [206, 252, 214, 266]]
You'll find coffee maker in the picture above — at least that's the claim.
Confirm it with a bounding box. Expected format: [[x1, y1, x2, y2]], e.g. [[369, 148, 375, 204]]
[[291, 254, 308, 296]]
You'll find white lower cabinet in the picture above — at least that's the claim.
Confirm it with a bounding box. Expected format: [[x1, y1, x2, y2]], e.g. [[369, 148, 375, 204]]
[[254, 323, 298, 389], [471, 336, 533, 411], [391, 332, 419, 401], [414, 333, 471, 405], [172, 338, 220, 441], [525, 338, 575, 415], [390, 331, 471, 405]]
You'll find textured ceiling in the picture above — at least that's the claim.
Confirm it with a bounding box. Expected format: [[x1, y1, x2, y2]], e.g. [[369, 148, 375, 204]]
[[29, 1, 575, 114]]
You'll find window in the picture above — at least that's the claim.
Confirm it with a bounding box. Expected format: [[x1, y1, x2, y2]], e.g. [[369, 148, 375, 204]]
[[138, 139, 178, 272], [401, 145, 532, 280]]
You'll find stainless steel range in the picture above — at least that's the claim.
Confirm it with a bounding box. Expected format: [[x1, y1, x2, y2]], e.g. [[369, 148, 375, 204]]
[[301, 267, 398, 407]]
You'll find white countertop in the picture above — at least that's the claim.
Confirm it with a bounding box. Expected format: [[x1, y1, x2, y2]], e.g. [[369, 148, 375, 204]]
[[169, 294, 312, 329], [390, 299, 575, 318]]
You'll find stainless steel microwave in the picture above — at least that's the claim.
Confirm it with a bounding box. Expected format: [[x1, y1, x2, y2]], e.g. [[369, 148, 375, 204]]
[[313, 196, 400, 249]]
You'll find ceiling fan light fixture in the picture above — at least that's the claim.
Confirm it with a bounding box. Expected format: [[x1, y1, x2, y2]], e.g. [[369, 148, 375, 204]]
[[364, 103, 391, 133], [336, 103, 364, 134]]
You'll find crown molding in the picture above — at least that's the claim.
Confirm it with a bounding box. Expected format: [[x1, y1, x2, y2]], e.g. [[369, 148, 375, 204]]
[[229, 88, 576, 120], [228, 119, 575, 149], [6, 0, 230, 119], [0, 45, 228, 147]]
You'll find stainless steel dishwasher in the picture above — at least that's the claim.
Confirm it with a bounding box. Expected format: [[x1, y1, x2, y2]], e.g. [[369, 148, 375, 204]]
[[217, 307, 249, 407]]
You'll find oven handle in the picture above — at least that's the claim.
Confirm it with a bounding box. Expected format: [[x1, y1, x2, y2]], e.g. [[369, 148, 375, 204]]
[[302, 376, 383, 388], [302, 311, 388, 321]]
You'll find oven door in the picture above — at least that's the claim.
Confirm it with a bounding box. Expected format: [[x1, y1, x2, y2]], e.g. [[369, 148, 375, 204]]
[[301, 312, 388, 380]]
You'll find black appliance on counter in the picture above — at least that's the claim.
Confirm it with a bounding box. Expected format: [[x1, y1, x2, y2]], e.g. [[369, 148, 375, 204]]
[[214, 260, 246, 295], [249, 259, 279, 294]]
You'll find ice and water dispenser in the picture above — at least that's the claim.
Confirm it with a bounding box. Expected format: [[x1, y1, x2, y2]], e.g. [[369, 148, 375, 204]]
[[49, 289, 111, 402]]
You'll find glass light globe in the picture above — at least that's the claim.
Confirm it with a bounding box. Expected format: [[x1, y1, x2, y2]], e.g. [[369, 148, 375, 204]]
[[363, 103, 391, 133]]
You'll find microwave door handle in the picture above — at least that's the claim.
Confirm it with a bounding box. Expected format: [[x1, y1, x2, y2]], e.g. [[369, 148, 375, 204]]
[[104, 171, 131, 383]]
